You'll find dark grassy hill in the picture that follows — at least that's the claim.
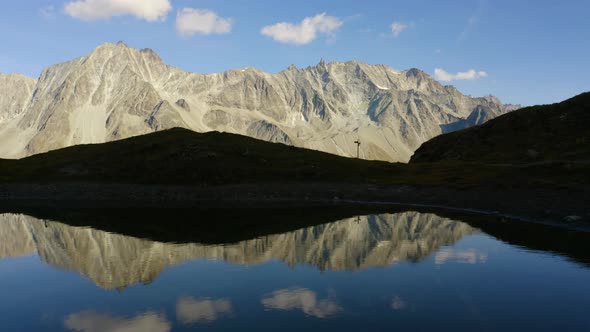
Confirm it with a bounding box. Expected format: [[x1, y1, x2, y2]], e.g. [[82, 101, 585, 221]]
[[411, 92, 590, 163], [0, 126, 588, 190], [0, 128, 398, 185]]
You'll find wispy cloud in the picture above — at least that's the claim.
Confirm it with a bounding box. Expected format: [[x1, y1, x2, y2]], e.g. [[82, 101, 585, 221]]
[[434, 68, 488, 82], [261, 13, 343, 45], [64, 0, 172, 22], [391, 22, 408, 37], [458, 0, 488, 41], [176, 8, 233, 37], [38, 5, 56, 18], [380, 21, 413, 38]]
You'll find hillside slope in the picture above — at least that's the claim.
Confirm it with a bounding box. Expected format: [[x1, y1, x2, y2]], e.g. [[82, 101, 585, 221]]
[[411, 92, 590, 163], [0, 128, 396, 184]]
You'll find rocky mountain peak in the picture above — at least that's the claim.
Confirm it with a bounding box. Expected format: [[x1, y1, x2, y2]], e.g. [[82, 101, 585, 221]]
[[405, 68, 426, 78], [316, 57, 328, 72], [483, 94, 500, 104], [0, 72, 33, 80]]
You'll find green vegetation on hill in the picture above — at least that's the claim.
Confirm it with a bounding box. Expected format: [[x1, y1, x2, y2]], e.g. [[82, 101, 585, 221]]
[[411, 92, 590, 163]]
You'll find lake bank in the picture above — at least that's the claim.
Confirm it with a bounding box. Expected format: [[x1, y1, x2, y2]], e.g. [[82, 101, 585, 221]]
[[1, 182, 588, 232]]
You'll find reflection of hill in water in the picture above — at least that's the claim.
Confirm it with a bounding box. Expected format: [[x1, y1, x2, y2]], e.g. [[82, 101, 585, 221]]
[[0, 212, 474, 289]]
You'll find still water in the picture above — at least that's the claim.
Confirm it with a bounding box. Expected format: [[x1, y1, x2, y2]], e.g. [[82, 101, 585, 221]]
[[0, 210, 589, 331]]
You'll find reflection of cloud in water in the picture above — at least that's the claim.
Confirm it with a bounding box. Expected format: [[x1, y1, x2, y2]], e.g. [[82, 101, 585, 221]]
[[65, 311, 170, 332], [435, 249, 488, 265], [391, 296, 407, 310], [261, 288, 341, 318], [176, 297, 232, 324]]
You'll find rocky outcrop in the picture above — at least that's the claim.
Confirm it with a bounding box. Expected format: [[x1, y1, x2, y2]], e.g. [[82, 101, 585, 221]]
[[0, 212, 475, 289], [0, 73, 36, 123], [0, 42, 514, 162]]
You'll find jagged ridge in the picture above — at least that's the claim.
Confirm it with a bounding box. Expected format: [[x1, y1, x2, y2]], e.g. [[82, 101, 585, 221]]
[[0, 42, 516, 162]]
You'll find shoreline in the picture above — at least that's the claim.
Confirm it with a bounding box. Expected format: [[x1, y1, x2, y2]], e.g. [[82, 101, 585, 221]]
[[1, 182, 589, 232]]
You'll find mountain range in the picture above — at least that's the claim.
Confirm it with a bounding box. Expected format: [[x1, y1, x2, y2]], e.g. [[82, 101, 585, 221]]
[[0, 42, 517, 162]]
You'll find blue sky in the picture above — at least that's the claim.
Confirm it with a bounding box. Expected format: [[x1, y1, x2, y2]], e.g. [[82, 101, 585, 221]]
[[0, 0, 588, 106]]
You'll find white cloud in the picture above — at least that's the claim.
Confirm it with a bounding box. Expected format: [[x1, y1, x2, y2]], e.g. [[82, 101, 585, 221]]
[[261, 13, 343, 45], [176, 8, 233, 36], [434, 68, 488, 82], [390, 22, 408, 37], [64, 0, 172, 22]]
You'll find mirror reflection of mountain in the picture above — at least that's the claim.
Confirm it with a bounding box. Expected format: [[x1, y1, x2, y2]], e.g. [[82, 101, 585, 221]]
[[0, 212, 475, 289]]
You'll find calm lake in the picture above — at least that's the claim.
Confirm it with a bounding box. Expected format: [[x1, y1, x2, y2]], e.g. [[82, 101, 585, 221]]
[[0, 210, 589, 331]]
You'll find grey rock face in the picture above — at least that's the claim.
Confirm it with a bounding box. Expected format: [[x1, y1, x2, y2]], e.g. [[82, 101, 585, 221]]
[[0, 42, 515, 161], [0, 212, 475, 289], [0, 73, 36, 123], [441, 105, 501, 133], [246, 120, 292, 144]]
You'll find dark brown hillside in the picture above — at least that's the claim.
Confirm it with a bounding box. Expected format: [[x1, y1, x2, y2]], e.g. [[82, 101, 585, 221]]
[[411, 92, 590, 163]]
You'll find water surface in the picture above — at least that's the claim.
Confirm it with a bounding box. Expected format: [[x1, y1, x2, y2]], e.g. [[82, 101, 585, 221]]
[[0, 211, 589, 331]]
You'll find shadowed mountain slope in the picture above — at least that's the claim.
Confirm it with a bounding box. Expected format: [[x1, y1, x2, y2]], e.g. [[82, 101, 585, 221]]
[[411, 92, 590, 163]]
